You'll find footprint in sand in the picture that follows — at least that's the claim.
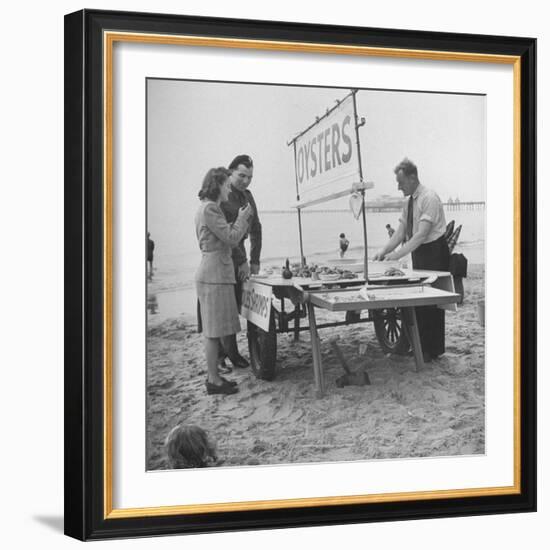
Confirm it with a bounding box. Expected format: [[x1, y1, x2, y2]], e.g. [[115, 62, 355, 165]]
[[149, 378, 175, 391]]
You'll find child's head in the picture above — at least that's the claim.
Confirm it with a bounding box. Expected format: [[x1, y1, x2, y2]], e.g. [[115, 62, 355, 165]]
[[339, 233, 346, 238], [165, 424, 217, 469]]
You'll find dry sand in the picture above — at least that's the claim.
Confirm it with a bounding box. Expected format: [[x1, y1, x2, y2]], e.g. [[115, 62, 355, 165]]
[[147, 265, 485, 470]]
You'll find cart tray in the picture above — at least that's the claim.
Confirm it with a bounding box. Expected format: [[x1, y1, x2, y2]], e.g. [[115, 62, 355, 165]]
[[309, 286, 460, 311]]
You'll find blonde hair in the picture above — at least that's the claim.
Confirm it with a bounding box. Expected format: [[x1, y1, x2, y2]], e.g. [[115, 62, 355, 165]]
[[394, 158, 418, 179], [165, 424, 217, 469]]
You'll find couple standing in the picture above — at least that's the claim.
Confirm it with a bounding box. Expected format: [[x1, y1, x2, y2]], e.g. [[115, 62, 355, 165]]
[[195, 155, 262, 395]]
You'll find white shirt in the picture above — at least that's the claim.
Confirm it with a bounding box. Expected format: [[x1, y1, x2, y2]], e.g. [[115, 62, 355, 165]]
[[399, 183, 447, 244]]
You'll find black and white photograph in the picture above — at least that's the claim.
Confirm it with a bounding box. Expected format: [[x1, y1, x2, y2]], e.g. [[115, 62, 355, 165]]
[[1, 0, 544, 545], [145, 79, 486, 471]]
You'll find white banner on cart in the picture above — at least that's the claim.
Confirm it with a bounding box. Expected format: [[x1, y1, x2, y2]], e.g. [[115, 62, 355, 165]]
[[240, 281, 272, 331], [293, 93, 360, 207]]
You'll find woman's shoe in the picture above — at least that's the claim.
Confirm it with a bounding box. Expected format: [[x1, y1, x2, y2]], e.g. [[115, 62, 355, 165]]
[[205, 379, 239, 395], [205, 376, 237, 387]]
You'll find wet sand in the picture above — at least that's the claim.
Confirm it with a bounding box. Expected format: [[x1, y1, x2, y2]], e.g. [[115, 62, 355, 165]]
[[146, 265, 485, 470]]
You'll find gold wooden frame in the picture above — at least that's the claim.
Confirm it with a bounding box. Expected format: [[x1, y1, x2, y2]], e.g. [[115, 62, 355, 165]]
[[102, 31, 522, 520]]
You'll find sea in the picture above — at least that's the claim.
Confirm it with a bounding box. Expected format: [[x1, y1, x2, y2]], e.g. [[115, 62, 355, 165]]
[[147, 208, 485, 321]]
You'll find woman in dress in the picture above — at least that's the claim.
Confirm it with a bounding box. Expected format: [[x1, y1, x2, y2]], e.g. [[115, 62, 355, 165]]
[[195, 167, 252, 395]]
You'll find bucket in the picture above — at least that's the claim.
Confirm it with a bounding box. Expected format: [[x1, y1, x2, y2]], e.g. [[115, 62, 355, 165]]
[[477, 300, 485, 326]]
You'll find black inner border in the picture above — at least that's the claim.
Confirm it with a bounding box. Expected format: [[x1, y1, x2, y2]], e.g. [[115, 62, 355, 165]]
[[64, 9, 536, 541]]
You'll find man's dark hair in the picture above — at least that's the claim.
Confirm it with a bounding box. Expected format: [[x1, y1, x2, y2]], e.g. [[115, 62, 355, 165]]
[[228, 154, 253, 170]]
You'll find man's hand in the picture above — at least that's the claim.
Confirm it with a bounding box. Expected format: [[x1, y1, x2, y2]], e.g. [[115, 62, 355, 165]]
[[238, 262, 250, 281], [384, 251, 400, 261], [250, 263, 260, 275], [372, 250, 386, 261]]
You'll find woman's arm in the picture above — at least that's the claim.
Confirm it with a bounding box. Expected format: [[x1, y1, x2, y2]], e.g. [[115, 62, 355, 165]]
[[203, 202, 249, 246]]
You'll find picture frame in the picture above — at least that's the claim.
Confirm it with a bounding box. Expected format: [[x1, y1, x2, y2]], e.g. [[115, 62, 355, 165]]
[[64, 8, 536, 541]]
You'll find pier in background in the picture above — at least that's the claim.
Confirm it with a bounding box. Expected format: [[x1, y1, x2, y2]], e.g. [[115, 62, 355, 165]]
[[261, 202, 486, 214]]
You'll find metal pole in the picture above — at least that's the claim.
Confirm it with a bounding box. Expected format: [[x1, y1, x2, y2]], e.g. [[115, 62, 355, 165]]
[[292, 141, 305, 265], [351, 90, 368, 282]]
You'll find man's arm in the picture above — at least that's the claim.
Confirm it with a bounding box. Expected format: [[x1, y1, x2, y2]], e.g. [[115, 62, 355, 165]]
[[384, 193, 442, 260], [232, 240, 248, 267], [384, 220, 431, 260], [373, 222, 406, 260], [247, 191, 262, 272]]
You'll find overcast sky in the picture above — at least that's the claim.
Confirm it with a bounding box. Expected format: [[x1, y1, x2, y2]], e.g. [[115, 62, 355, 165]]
[[147, 79, 485, 252]]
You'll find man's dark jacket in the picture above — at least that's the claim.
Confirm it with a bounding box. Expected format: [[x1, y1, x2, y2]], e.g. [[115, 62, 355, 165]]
[[220, 185, 262, 267]]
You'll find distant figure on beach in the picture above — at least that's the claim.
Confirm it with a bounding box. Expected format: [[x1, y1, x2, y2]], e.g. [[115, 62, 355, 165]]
[[195, 167, 252, 395], [373, 158, 449, 362], [147, 293, 158, 315], [339, 233, 349, 258], [165, 424, 217, 469], [147, 232, 155, 278], [219, 154, 262, 370], [385, 224, 395, 238]]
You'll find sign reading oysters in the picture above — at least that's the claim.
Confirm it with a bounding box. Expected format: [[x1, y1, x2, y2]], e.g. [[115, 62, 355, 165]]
[[293, 94, 360, 208]]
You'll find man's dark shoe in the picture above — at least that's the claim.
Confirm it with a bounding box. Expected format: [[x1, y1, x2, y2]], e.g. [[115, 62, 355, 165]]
[[422, 351, 433, 363], [229, 353, 250, 369], [205, 379, 239, 395]]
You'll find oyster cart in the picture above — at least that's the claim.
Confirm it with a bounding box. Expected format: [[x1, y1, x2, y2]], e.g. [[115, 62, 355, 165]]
[[244, 269, 459, 397]]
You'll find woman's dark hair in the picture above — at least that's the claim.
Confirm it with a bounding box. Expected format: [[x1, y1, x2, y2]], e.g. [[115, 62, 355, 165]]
[[198, 167, 231, 201], [165, 424, 217, 469]]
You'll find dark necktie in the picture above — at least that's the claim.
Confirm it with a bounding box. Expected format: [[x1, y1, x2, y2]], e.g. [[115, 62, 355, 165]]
[[406, 195, 414, 241]]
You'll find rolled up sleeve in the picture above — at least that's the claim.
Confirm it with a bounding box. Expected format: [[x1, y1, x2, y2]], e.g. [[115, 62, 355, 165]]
[[419, 195, 440, 224]]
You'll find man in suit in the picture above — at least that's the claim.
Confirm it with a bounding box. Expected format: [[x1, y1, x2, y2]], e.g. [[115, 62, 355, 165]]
[[373, 158, 449, 361], [219, 154, 262, 368]]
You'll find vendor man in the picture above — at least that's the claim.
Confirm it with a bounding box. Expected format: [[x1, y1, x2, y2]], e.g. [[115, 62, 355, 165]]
[[219, 154, 262, 368], [373, 158, 449, 361]]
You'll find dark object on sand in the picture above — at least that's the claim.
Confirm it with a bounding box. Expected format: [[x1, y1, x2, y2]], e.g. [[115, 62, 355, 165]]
[[449, 253, 468, 305], [330, 340, 370, 387], [449, 253, 468, 277]]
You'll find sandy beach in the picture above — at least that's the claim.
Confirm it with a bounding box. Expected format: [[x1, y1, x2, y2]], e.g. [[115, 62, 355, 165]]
[[146, 265, 485, 470]]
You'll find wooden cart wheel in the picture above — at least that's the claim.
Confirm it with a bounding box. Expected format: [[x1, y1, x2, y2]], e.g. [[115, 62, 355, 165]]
[[247, 309, 277, 381], [372, 308, 411, 355]]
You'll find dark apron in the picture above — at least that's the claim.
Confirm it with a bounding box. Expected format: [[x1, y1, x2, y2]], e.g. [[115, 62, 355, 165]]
[[411, 235, 450, 357]]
